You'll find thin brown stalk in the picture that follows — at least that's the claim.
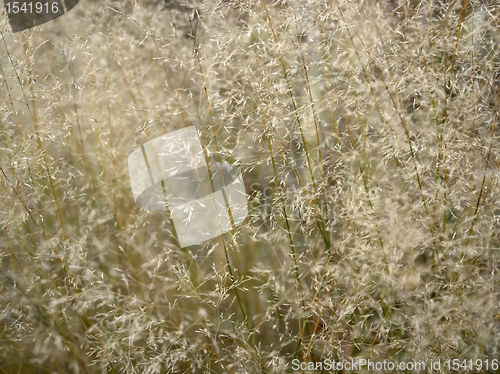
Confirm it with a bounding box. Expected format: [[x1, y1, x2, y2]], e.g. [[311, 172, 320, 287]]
[[0, 31, 66, 241]]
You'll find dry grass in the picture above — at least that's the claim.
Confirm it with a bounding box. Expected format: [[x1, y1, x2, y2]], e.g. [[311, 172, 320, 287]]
[[1, 0, 500, 372]]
